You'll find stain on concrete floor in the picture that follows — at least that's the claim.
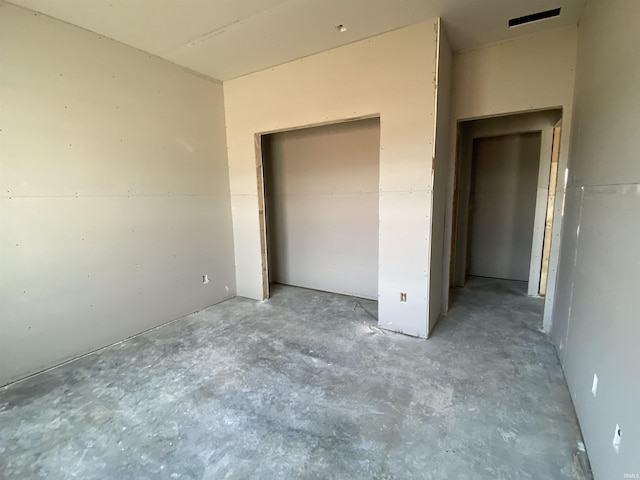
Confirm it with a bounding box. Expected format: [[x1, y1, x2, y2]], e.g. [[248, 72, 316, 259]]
[[0, 277, 591, 479]]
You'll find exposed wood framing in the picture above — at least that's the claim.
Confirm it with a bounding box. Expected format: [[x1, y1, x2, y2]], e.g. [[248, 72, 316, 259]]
[[255, 133, 270, 300], [539, 124, 562, 295]]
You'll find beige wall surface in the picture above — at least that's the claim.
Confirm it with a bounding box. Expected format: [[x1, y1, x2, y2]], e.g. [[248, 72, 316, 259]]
[[467, 133, 541, 281], [224, 20, 440, 337], [264, 119, 380, 300], [452, 26, 578, 122], [446, 26, 578, 327], [453, 110, 561, 294], [0, 4, 236, 385], [551, 0, 640, 477]]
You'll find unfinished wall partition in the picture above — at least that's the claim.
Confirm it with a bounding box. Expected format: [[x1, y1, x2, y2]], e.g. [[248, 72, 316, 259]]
[[451, 110, 562, 298], [427, 25, 452, 334], [444, 26, 578, 330], [467, 132, 541, 282], [550, 0, 640, 476], [263, 119, 380, 300], [225, 20, 451, 337], [0, 4, 236, 386]]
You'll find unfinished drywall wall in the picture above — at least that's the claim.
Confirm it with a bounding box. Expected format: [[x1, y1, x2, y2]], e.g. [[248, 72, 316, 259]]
[[0, 3, 235, 386], [467, 133, 540, 281], [551, 0, 640, 477], [224, 20, 440, 337], [453, 110, 561, 293], [445, 26, 578, 327], [264, 119, 380, 300], [428, 23, 452, 333]]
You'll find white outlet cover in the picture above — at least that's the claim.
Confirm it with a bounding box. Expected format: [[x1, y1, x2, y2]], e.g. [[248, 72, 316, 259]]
[[591, 373, 598, 397], [612, 424, 621, 452]]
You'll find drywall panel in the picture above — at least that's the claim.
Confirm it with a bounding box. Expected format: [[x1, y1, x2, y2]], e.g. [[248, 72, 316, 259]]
[[551, 0, 640, 477], [452, 125, 474, 287], [452, 111, 560, 289], [464, 111, 562, 139], [561, 186, 640, 479], [452, 26, 578, 122], [224, 20, 439, 337], [378, 190, 431, 338], [428, 23, 452, 333], [467, 133, 540, 281], [228, 194, 265, 300], [549, 186, 583, 355], [565, 14, 640, 188], [264, 119, 380, 299], [445, 27, 578, 329], [0, 4, 235, 385]]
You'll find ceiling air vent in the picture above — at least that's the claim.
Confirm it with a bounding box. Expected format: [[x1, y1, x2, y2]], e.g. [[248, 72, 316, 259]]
[[509, 8, 561, 27]]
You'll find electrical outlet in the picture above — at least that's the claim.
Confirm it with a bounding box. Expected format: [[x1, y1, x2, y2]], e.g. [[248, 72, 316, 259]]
[[592, 373, 598, 397], [202, 274, 210, 284], [612, 424, 621, 452], [400, 292, 407, 302]]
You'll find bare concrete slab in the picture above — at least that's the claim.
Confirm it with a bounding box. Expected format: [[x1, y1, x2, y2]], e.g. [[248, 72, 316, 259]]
[[0, 278, 591, 479]]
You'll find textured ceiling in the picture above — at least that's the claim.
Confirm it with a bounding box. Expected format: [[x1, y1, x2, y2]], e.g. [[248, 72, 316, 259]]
[[7, 0, 586, 81]]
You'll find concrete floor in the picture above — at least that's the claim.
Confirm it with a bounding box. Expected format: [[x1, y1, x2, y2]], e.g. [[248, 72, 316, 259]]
[[0, 277, 591, 479]]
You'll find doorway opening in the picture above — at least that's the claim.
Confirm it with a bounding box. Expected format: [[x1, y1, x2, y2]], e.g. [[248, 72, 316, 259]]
[[468, 131, 541, 282], [259, 117, 381, 301], [449, 109, 562, 310]]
